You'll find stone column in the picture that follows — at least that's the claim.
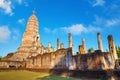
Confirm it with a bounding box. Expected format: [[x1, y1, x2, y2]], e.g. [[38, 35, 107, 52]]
[[33, 58, 37, 67], [108, 35, 118, 60], [57, 38, 60, 49], [97, 32, 103, 51], [82, 38, 86, 53], [60, 43, 64, 49], [48, 42, 51, 48], [68, 33, 72, 48], [48, 42, 52, 52]]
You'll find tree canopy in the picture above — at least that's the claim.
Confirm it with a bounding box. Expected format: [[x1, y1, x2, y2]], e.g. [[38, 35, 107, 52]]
[[116, 46, 120, 58], [88, 48, 94, 53], [0, 56, 2, 60]]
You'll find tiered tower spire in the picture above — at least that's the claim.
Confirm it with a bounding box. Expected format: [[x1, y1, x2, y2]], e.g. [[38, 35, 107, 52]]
[[10, 10, 40, 61]]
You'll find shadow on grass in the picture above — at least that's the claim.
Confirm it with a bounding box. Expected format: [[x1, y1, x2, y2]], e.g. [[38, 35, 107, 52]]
[[36, 75, 77, 80], [36, 75, 108, 80]]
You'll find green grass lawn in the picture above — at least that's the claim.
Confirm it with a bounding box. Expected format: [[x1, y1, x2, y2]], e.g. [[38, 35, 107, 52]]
[[0, 71, 77, 80]]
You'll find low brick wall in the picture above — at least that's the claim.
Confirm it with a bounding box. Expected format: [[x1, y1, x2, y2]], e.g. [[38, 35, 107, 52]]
[[50, 69, 107, 78]]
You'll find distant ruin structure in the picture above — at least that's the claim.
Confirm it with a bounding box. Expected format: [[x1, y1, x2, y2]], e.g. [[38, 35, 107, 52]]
[[0, 11, 119, 70], [60, 43, 64, 49], [78, 38, 86, 54]]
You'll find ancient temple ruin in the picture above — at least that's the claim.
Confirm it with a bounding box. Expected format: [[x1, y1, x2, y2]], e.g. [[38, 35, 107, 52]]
[[0, 11, 119, 70]]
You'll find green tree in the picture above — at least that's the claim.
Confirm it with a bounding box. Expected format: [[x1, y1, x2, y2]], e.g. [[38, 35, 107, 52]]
[[0, 56, 2, 60], [88, 48, 94, 53], [116, 46, 120, 58], [106, 49, 109, 52]]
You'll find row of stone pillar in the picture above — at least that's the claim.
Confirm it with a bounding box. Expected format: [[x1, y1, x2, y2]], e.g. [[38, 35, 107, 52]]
[[57, 38, 64, 49], [56, 33, 73, 50], [47, 33, 73, 50], [78, 32, 118, 60], [97, 32, 118, 60], [79, 32, 103, 53], [48, 32, 118, 60]]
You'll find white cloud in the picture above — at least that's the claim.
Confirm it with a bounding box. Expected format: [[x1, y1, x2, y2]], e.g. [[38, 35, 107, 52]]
[[24, 2, 29, 7], [93, 15, 120, 27], [62, 24, 87, 35], [86, 25, 101, 32], [0, 26, 11, 42], [106, 19, 120, 27], [44, 27, 57, 33], [44, 24, 101, 35], [62, 24, 101, 35], [15, 0, 29, 7], [18, 18, 25, 24], [93, 15, 105, 26], [44, 27, 51, 33], [0, 0, 13, 15], [92, 0, 105, 7], [12, 29, 19, 40], [110, 4, 118, 10], [17, 0, 22, 4]]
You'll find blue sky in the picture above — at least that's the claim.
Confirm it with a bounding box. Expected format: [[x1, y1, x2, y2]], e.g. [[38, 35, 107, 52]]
[[0, 0, 120, 57]]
